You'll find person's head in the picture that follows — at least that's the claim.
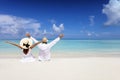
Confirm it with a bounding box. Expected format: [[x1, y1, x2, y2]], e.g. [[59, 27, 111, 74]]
[[20, 38, 33, 49], [42, 37, 48, 44]]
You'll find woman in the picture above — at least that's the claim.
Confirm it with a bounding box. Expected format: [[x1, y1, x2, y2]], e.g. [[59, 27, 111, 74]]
[[6, 38, 41, 62]]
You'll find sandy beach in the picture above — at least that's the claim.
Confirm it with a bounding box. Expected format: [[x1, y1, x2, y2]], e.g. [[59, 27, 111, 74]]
[[0, 57, 120, 80]]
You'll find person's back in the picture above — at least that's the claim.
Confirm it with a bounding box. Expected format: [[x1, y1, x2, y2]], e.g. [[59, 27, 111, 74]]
[[37, 43, 51, 61], [38, 36, 62, 61]]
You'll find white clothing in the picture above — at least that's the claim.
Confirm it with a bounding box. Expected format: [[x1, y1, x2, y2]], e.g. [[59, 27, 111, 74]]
[[31, 37, 60, 61], [20, 49, 35, 62]]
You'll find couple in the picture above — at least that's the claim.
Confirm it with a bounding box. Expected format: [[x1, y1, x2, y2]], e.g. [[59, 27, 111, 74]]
[[6, 33, 64, 62]]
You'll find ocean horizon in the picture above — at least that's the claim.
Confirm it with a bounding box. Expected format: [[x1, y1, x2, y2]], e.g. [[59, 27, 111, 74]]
[[0, 39, 120, 56]]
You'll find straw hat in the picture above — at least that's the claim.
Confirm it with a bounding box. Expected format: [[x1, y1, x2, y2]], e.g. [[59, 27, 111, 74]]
[[42, 37, 48, 43], [20, 38, 33, 49]]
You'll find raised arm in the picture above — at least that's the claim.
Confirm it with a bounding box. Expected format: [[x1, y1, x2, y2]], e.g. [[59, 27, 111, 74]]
[[30, 37, 39, 43], [30, 41, 41, 49], [48, 34, 64, 48], [5, 41, 23, 49], [26, 33, 39, 43]]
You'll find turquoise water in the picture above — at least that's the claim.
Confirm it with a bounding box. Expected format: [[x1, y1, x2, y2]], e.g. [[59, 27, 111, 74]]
[[0, 40, 120, 54]]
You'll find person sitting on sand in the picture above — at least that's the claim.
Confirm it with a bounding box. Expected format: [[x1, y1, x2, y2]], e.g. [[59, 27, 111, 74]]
[[6, 38, 41, 62], [26, 33, 64, 61]]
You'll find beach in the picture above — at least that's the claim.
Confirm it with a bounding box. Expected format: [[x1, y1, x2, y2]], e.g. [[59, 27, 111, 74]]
[[0, 57, 120, 80], [1, 40, 120, 80]]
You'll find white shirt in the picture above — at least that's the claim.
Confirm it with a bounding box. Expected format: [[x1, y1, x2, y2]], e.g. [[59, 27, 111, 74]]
[[20, 49, 35, 62], [31, 37, 60, 61]]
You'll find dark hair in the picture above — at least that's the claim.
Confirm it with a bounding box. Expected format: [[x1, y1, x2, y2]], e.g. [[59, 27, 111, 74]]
[[23, 49, 29, 55]]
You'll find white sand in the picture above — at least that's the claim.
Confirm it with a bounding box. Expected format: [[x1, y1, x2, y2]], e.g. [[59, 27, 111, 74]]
[[0, 57, 120, 80]]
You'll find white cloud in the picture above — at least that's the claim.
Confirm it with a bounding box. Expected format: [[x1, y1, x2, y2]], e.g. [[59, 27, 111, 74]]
[[42, 29, 52, 35], [49, 19, 56, 24], [52, 24, 64, 33], [42, 29, 54, 37], [86, 31, 95, 37], [87, 32, 92, 36], [80, 30, 98, 37], [102, 0, 120, 26], [89, 16, 95, 26], [0, 14, 41, 38], [43, 29, 47, 35]]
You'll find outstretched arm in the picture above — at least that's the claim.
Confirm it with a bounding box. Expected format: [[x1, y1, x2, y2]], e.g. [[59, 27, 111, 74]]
[[30, 41, 41, 49], [5, 41, 23, 49]]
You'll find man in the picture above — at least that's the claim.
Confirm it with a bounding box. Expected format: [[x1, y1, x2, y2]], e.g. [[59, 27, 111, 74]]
[[26, 33, 64, 61]]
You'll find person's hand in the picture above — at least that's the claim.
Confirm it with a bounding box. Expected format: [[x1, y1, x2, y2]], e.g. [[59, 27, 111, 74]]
[[59, 34, 64, 39], [26, 33, 31, 38]]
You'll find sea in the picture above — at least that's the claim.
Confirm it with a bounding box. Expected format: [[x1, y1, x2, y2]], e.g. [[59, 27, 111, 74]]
[[0, 39, 120, 56]]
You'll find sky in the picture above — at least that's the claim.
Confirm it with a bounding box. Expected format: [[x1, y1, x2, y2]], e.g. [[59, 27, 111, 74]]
[[0, 0, 120, 39]]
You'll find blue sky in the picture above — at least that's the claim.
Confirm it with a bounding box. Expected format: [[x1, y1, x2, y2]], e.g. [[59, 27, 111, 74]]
[[0, 0, 120, 39]]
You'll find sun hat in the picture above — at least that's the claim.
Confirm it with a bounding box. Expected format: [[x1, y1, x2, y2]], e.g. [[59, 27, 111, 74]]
[[20, 38, 33, 49], [42, 37, 48, 43]]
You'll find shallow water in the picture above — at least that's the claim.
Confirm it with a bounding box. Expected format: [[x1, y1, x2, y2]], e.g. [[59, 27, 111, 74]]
[[1, 40, 120, 55]]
